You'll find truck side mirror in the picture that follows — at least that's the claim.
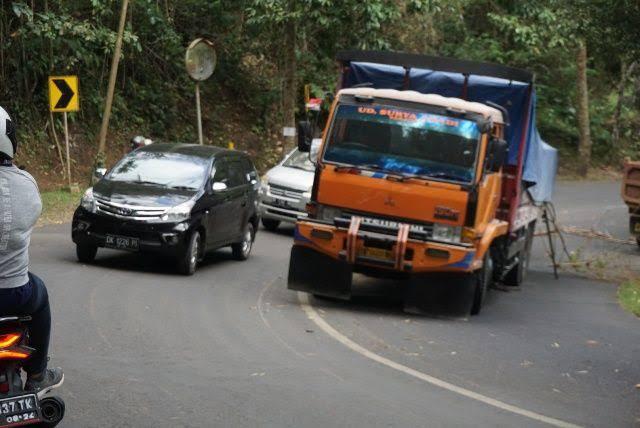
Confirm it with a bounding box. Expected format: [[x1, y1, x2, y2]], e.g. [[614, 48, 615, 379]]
[[309, 138, 322, 165], [487, 139, 508, 172], [297, 121, 312, 152]]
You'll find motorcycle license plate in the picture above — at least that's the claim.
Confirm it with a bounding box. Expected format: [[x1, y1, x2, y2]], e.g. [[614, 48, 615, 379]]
[[105, 234, 140, 251], [360, 247, 393, 260], [0, 394, 41, 427]]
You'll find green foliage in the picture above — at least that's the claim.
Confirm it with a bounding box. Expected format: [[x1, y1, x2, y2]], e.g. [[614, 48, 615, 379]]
[[0, 0, 638, 185]]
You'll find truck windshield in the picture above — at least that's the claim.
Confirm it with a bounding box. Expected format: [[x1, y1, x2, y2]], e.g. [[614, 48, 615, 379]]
[[323, 103, 481, 182]]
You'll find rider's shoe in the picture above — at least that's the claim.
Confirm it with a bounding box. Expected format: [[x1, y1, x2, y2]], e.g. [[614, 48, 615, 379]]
[[25, 367, 64, 398]]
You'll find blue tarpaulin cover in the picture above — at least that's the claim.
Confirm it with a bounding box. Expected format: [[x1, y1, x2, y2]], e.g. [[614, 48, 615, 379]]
[[344, 62, 557, 202]]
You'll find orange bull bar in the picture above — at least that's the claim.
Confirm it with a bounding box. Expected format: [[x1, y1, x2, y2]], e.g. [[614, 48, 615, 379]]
[[292, 219, 479, 275]]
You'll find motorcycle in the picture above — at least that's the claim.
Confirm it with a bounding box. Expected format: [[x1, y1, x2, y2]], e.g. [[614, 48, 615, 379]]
[[0, 316, 64, 427]]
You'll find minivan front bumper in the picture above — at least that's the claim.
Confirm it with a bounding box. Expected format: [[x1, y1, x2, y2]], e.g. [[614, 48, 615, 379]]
[[71, 207, 193, 256]]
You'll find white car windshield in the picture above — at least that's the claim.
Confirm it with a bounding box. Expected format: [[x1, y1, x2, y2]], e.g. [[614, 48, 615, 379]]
[[283, 149, 315, 172]]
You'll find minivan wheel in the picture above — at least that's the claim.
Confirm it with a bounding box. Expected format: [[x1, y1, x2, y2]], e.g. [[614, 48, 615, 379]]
[[232, 223, 254, 261], [76, 243, 98, 264], [261, 218, 280, 231], [178, 231, 200, 275]]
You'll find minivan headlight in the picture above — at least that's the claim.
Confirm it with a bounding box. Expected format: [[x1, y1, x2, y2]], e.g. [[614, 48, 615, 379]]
[[161, 200, 195, 223], [81, 187, 96, 213], [432, 223, 462, 244]]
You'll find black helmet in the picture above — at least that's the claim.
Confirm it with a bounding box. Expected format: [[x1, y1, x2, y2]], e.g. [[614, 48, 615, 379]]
[[0, 106, 17, 159]]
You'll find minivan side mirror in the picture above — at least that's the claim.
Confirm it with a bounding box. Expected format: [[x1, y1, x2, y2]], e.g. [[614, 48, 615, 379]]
[[297, 120, 312, 152], [94, 167, 107, 180], [211, 181, 228, 192], [487, 138, 508, 172], [309, 138, 322, 165]]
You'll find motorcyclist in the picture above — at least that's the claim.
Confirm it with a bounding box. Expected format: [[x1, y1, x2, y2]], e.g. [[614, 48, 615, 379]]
[[0, 106, 63, 393]]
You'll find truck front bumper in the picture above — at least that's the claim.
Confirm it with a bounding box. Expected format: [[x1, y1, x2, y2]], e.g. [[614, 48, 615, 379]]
[[291, 218, 479, 275]]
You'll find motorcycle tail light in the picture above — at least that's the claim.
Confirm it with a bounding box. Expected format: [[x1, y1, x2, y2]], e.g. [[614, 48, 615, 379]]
[[0, 350, 30, 360], [0, 333, 21, 349]]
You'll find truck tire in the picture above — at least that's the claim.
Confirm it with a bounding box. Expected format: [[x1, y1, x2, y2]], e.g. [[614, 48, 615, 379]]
[[471, 253, 493, 315], [262, 218, 280, 231], [76, 243, 98, 264], [503, 223, 535, 287]]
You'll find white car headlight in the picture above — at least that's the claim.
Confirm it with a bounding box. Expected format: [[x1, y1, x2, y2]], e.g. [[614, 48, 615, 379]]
[[161, 200, 195, 223], [259, 181, 269, 196], [432, 223, 462, 244], [81, 187, 96, 213]]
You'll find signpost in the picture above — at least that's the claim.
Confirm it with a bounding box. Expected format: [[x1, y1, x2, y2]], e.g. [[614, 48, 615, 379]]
[[185, 38, 216, 145], [48, 76, 79, 188]]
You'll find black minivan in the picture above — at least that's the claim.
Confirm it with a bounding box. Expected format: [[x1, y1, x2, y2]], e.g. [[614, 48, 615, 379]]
[[72, 143, 260, 275]]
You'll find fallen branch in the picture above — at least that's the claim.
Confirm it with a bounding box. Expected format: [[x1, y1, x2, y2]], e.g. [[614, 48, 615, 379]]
[[560, 225, 636, 246]]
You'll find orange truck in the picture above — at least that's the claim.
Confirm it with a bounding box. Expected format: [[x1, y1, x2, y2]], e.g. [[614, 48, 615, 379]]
[[288, 51, 556, 316], [622, 160, 640, 246]]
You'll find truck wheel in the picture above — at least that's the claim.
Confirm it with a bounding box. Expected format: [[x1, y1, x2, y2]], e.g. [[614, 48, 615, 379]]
[[262, 218, 280, 231], [177, 231, 201, 275], [76, 243, 98, 263], [232, 223, 255, 261], [471, 254, 493, 315], [503, 223, 534, 287]]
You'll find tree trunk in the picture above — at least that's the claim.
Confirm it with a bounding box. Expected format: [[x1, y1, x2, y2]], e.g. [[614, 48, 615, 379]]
[[96, 0, 129, 168], [576, 40, 592, 177], [612, 60, 637, 148], [282, 15, 297, 151]]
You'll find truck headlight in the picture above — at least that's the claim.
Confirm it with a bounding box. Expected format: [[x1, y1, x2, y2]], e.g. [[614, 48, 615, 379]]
[[316, 204, 343, 222], [302, 190, 312, 200], [161, 200, 195, 223], [81, 187, 96, 213], [432, 223, 462, 244]]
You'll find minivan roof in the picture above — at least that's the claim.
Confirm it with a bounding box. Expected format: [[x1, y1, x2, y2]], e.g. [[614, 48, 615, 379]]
[[138, 143, 240, 160]]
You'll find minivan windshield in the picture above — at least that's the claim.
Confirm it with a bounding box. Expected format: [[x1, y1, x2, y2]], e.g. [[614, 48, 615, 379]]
[[283, 149, 315, 172], [107, 151, 209, 190], [323, 103, 481, 182]]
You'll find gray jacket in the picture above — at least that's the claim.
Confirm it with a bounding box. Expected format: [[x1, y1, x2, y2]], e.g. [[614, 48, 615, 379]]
[[0, 165, 42, 288]]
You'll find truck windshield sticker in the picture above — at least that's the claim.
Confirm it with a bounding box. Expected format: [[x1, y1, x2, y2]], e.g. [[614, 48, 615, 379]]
[[324, 104, 481, 182]]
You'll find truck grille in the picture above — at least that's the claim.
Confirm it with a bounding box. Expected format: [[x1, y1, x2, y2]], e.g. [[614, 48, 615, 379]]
[[269, 184, 304, 201], [335, 214, 434, 241], [95, 198, 167, 221]]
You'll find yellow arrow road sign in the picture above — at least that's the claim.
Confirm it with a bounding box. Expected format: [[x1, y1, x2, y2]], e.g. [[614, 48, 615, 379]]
[[48, 76, 79, 112]]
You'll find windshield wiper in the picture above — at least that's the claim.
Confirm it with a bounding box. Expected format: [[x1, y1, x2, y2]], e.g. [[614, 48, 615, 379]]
[[130, 180, 161, 186], [334, 163, 383, 173], [425, 172, 468, 182], [166, 185, 198, 191]]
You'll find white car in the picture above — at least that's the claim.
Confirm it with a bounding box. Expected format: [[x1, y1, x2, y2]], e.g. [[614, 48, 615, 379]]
[[258, 149, 315, 231]]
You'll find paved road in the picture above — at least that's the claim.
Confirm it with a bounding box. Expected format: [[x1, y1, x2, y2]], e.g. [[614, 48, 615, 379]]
[[31, 181, 639, 427]]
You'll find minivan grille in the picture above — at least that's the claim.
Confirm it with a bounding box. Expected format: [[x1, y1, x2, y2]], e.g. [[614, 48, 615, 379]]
[[95, 197, 167, 221]]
